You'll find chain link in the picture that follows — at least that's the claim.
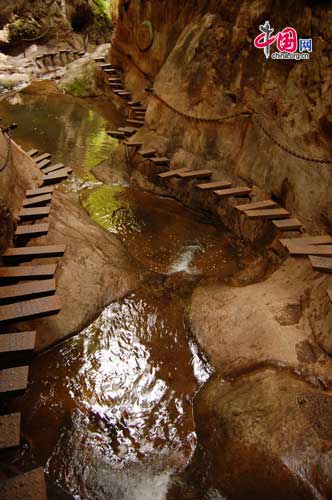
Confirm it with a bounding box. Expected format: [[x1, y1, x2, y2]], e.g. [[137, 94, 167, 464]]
[[152, 90, 332, 165], [0, 131, 12, 173]]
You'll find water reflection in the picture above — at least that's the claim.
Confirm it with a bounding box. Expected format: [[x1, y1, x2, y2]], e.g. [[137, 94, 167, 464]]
[[19, 292, 212, 499]]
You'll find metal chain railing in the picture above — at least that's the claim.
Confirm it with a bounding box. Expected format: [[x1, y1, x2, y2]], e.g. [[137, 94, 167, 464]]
[[152, 89, 332, 165], [0, 125, 17, 173]]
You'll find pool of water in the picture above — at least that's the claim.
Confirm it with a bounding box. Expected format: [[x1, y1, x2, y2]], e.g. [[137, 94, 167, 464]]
[[0, 86, 246, 499]]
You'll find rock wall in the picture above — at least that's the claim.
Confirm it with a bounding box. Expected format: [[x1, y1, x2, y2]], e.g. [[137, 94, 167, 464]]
[[110, 0, 332, 234]]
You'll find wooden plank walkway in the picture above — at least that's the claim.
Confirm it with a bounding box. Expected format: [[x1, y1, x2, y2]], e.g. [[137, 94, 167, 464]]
[[0, 413, 20, 449], [280, 235, 332, 249], [196, 180, 232, 191], [15, 224, 49, 239], [118, 127, 137, 136], [244, 208, 290, 220], [235, 200, 277, 212], [0, 366, 29, 392], [0, 467, 47, 500], [27, 149, 39, 157], [127, 119, 144, 126], [26, 186, 54, 197], [0, 264, 56, 281], [309, 256, 332, 273], [23, 194, 52, 207], [42, 169, 70, 184], [150, 157, 170, 165], [19, 207, 50, 221], [158, 168, 189, 179], [3, 245, 66, 261], [273, 218, 303, 231], [178, 169, 212, 179], [37, 159, 52, 170], [42, 162, 65, 174], [139, 148, 157, 158], [0, 295, 61, 323], [108, 130, 126, 139], [0, 331, 36, 353], [35, 153, 51, 163], [123, 141, 143, 148], [214, 186, 252, 198], [287, 244, 332, 257], [0, 279, 56, 302]]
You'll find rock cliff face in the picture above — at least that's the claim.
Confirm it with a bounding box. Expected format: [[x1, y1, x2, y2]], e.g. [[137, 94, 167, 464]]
[[111, 0, 332, 233]]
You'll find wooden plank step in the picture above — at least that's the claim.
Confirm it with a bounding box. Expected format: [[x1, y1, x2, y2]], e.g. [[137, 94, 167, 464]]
[[0, 264, 56, 281], [235, 200, 278, 212], [26, 186, 54, 198], [139, 148, 157, 158], [0, 279, 56, 303], [309, 256, 332, 273], [0, 467, 47, 499], [0, 295, 61, 323], [158, 168, 190, 179], [178, 169, 212, 179], [0, 331, 36, 353], [280, 235, 332, 249], [27, 149, 39, 157], [0, 413, 20, 449], [214, 186, 252, 197], [15, 224, 49, 238], [95, 57, 106, 62], [42, 169, 70, 184], [0, 366, 29, 393], [244, 208, 290, 220], [3, 245, 65, 261], [117, 90, 131, 95], [129, 100, 141, 106], [35, 153, 51, 163], [108, 130, 126, 139], [150, 157, 170, 166], [196, 180, 232, 191], [23, 194, 52, 207], [132, 106, 146, 111], [118, 127, 138, 136], [273, 218, 303, 231], [99, 63, 111, 68], [42, 162, 65, 174], [109, 77, 122, 82], [127, 119, 144, 126], [104, 68, 117, 73], [288, 245, 332, 257], [37, 159, 52, 170], [123, 141, 143, 148], [19, 207, 50, 221], [110, 82, 123, 88]]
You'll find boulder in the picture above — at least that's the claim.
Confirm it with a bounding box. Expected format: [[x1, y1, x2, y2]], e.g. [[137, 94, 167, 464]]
[[57, 58, 111, 97]]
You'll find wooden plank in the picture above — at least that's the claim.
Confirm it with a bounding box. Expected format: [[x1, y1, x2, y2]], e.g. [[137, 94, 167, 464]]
[[3, 245, 66, 261], [214, 186, 252, 197], [42, 169, 69, 184], [132, 106, 146, 112], [41, 162, 65, 174], [0, 279, 56, 302], [273, 218, 303, 231], [123, 141, 143, 147], [0, 467, 47, 500], [15, 224, 49, 238], [0, 264, 56, 281], [280, 235, 332, 249], [309, 256, 332, 273], [108, 130, 126, 139], [178, 169, 212, 179], [0, 413, 20, 449], [129, 100, 141, 106], [0, 366, 29, 392], [0, 295, 61, 323], [287, 244, 332, 257], [35, 153, 51, 163], [150, 157, 171, 166], [127, 119, 144, 126], [19, 207, 50, 221], [27, 149, 39, 157], [23, 194, 52, 207], [109, 77, 122, 82], [26, 186, 54, 197], [244, 208, 290, 220], [196, 180, 232, 191], [110, 83, 123, 88], [37, 159, 52, 170], [139, 148, 157, 158], [235, 200, 277, 212], [118, 127, 136, 136], [158, 168, 190, 179], [0, 331, 36, 353]]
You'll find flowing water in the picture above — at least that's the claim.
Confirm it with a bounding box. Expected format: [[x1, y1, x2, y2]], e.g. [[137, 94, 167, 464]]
[[0, 87, 247, 499]]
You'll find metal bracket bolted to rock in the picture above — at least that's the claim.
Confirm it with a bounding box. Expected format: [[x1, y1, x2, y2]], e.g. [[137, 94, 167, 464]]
[[137, 20, 154, 51]]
